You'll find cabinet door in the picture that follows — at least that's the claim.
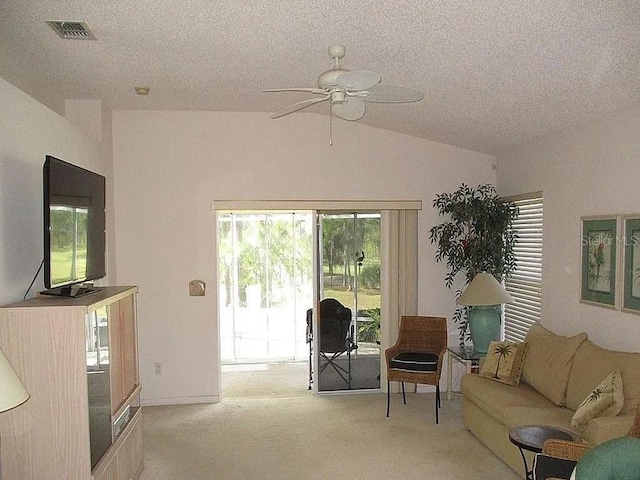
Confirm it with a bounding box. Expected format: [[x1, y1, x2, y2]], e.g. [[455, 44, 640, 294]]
[[117, 412, 144, 480], [109, 294, 138, 414], [92, 461, 119, 480]]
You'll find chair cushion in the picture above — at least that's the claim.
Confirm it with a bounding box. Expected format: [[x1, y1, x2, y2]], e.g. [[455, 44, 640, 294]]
[[532, 454, 577, 480], [390, 352, 438, 372]]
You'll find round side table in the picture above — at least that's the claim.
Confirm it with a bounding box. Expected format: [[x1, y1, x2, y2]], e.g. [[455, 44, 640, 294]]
[[508, 424, 582, 480]]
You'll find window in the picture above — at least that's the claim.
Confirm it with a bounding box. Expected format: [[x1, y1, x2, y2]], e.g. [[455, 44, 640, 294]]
[[504, 193, 543, 342]]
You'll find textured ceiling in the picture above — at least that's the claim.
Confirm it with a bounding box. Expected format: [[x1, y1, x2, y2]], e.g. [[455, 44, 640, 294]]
[[1, 0, 639, 154]]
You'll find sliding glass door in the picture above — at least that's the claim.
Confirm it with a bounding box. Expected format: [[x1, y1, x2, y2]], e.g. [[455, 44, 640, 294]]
[[316, 212, 381, 391], [218, 212, 313, 363], [216, 209, 382, 393]]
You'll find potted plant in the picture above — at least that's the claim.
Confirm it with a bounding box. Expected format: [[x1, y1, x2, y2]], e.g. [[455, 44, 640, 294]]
[[429, 184, 518, 346]]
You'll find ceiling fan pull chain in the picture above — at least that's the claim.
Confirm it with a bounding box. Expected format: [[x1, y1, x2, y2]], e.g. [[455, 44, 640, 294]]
[[330, 101, 335, 146]]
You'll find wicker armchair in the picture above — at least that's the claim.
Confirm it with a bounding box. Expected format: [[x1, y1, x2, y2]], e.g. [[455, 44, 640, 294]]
[[385, 315, 447, 423], [541, 438, 592, 461], [533, 401, 640, 479]]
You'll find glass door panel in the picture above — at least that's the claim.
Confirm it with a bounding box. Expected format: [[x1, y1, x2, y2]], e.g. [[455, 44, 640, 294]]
[[317, 212, 381, 391], [218, 212, 313, 364], [86, 307, 112, 469]]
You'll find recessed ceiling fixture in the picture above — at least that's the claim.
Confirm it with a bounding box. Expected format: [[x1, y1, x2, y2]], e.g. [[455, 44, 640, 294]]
[[135, 86, 150, 95], [46, 21, 96, 40]]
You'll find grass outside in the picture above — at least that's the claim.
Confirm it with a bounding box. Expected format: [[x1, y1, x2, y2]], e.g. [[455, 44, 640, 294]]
[[323, 288, 380, 311], [51, 249, 86, 284]]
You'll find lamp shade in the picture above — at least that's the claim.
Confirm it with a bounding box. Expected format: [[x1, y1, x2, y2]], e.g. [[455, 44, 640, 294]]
[[0, 347, 29, 413], [457, 273, 513, 306]]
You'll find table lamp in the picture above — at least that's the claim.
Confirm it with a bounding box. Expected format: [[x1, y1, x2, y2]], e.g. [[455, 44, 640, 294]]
[[457, 273, 513, 354], [0, 346, 30, 480]]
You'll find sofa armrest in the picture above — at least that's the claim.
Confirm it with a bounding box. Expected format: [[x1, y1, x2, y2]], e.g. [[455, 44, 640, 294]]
[[581, 414, 635, 444]]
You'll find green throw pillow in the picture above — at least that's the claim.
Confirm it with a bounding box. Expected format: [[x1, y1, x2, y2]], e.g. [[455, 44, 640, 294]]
[[575, 436, 640, 480]]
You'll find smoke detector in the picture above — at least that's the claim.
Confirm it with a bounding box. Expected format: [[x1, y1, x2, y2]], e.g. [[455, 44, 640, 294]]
[[46, 21, 97, 40]]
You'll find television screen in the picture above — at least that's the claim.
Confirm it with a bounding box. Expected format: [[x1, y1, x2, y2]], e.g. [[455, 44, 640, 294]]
[[43, 156, 106, 292]]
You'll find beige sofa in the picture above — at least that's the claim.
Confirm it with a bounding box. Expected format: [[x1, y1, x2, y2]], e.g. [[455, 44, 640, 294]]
[[461, 323, 640, 476]]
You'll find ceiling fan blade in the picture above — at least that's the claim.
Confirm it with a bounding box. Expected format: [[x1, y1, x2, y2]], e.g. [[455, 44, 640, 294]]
[[264, 87, 327, 95], [362, 84, 424, 103], [336, 70, 381, 91], [271, 95, 330, 118], [333, 98, 366, 121]]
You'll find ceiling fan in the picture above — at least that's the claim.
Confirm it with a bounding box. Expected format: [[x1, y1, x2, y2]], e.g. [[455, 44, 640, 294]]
[[264, 45, 424, 141]]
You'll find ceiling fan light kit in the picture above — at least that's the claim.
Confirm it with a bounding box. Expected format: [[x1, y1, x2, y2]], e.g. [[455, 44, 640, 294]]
[[264, 45, 424, 143]]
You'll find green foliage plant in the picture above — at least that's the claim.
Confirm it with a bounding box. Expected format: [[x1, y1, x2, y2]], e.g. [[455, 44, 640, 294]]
[[429, 184, 518, 345], [357, 307, 381, 342]]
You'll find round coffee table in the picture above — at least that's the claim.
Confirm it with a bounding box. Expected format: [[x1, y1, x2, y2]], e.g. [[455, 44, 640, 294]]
[[509, 424, 582, 480]]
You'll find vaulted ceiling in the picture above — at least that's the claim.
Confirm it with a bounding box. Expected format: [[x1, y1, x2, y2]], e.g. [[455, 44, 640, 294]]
[[1, 1, 639, 154]]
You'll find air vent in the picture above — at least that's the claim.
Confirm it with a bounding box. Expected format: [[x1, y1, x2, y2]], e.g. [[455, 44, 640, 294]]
[[46, 21, 96, 40]]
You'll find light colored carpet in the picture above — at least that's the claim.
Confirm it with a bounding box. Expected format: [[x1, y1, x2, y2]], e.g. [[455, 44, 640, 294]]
[[139, 392, 521, 479], [221, 362, 312, 398]]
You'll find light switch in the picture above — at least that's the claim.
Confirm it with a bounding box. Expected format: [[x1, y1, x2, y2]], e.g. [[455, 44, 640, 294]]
[[189, 279, 206, 296]]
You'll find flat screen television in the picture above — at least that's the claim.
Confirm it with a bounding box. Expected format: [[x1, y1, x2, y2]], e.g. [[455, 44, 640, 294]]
[[43, 155, 106, 296]]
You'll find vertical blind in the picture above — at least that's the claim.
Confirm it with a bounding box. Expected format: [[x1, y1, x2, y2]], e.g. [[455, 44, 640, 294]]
[[504, 193, 543, 342]]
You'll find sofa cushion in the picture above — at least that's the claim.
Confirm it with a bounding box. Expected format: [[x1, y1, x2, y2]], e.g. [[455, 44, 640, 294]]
[[479, 341, 528, 386], [521, 323, 587, 406], [570, 369, 624, 432], [566, 340, 640, 415], [581, 413, 637, 445], [462, 373, 553, 425], [502, 405, 575, 430]]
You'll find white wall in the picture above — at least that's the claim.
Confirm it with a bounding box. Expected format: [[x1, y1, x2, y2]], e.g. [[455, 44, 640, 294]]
[[497, 107, 640, 352], [112, 110, 496, 405], [64, 99, 118, 284], [0, 77, 110, 305]]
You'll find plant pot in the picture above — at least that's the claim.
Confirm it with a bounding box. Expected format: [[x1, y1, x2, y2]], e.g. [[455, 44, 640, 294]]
[[467, 305, 501, 354]]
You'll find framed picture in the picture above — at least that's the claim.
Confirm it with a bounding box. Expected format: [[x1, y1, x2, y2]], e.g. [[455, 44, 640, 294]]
[[581, 217, 617, 307], [623, 217, 640, 313]]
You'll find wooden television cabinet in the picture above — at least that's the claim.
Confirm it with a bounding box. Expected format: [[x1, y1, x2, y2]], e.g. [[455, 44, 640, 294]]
[[0, 286, 143, 480]]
